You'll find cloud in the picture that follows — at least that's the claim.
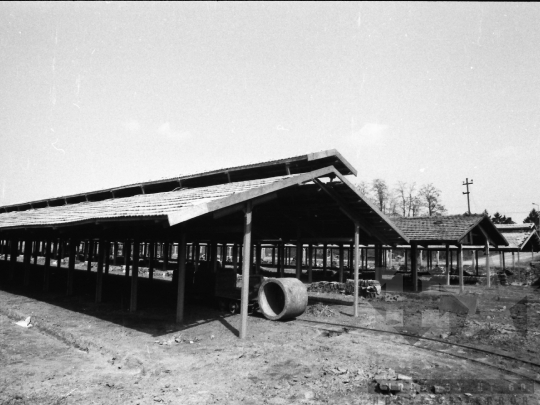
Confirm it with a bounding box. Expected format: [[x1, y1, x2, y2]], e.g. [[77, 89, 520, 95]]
[[350, 123, 389, 146], [157, 122, 191, 142], [123, 120, 141, 133]]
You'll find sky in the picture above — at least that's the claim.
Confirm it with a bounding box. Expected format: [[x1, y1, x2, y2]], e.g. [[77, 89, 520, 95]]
[[1, 2, 539, 221]]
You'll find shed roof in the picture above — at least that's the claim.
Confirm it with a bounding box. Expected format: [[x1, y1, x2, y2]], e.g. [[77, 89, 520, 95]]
[[495, 223, 540, 251], [0, 166, 409, 245], [391, 214, 508, 246], [0, 149, 356, 213]]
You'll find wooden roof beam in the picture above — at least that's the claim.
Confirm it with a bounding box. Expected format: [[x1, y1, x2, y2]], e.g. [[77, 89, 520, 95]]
[[313, 179, 391, 244]]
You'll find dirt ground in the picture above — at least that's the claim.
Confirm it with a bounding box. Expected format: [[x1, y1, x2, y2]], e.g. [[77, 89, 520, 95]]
[[1, 262, 539, 404]]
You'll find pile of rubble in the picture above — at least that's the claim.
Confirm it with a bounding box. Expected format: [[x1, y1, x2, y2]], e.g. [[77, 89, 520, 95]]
[[305, 303, 338, 317], [346, 279, 381, 297], [307, 279, 381, 298], [373, 368, 419, 400], [307, 281, 345, 294], [498, 272, 509, 286]]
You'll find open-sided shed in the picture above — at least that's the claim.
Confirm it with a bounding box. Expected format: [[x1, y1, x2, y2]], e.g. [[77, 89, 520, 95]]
[[495, 224, 540, 253], [0, 150, 408, 337], [392, 214, 508, 291], [493, 223, 540, 269]]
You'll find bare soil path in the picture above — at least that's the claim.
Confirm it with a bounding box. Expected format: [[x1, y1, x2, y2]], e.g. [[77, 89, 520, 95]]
[[1, 280, 538, 404]]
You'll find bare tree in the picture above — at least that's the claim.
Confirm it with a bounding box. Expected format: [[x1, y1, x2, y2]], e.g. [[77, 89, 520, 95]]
[[372, 179, 389, 213], [406, 182, 419, 217], [395, 181, 408, 217], [419, 183, 446, 216], [410, 195, 423, 217], [386, 192, 400, 216]]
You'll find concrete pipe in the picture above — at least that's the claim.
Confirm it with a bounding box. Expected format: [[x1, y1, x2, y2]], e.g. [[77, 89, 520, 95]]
[[258, 277, 308, 321]]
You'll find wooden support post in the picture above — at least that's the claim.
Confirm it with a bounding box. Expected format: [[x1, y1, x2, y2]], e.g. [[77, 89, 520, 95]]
[[389, 248, 393, 269], [276, 243, 281, 277], [471, 251, 475, 273], [354, 223, 360, 317], [163, 241, 170, 272], [295, 241, 302, 279], [32, 240, 38, 266], [373, 245, 379, 282], [104, 242, 110, 275], [149, 242, 155, 281], [404, 250, 408, 271], [130, 238, 139, 312], [250, 243, 255, 272], [113, 242, 118, 266], [411, 243, 418, 292], [87, 240, 93, 273], [176, 232, 187, 324], [485, 241, 491, 288], [512, 252, 515, 271], [350, 245, 354, 271], [23, 239, 31, 287], [222, 243, 228, 268], [287, 246, 291, 266], [83, 241, 89, 264], [419, 249, 423, 269], [95, 238, 105, 303], [308, 244, 313, 283], [124, 241, 131, 277], [436, 251, 440, 267], [232, 243, 237, 273], [43, 239, 52, 291], [475, 250, 479, 276], [450, 250, 453, 272], [210, 241, 217, 273], [240, 201, 252, 339], [502, 251, 506, 270], [517, 251, 520, 264], [458, 244, 464, 294], [67, 239, 76, 296], [445, 245, 450, 286], [339, 244, 344, 283], [9, 239, 17, 281], [239, 243, 243, 269], [272, 247, 275, 266], [323, 243, 327, 278], [256, 243, 261, 275], [57, 240, 63, 269]]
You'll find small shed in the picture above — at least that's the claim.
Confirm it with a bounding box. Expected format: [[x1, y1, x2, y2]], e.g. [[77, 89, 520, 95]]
[[495, 224, 540, 252], [392, 214, 508, 292], [494, 223, 540, 268]]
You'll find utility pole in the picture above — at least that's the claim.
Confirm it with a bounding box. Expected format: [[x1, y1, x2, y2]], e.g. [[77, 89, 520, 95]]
[[462, 178, 473, 215]]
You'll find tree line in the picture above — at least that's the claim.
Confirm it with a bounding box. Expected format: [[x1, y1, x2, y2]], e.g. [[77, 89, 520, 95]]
[[355, 179, 446, 217], [486, 209, 539, 227], [355, 179, 540, 226]]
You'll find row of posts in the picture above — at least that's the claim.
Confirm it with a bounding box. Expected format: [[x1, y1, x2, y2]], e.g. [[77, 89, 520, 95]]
[[0, 238, 387, 284], [1, 239, 532, 277], [1, 236, 537, 328]]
